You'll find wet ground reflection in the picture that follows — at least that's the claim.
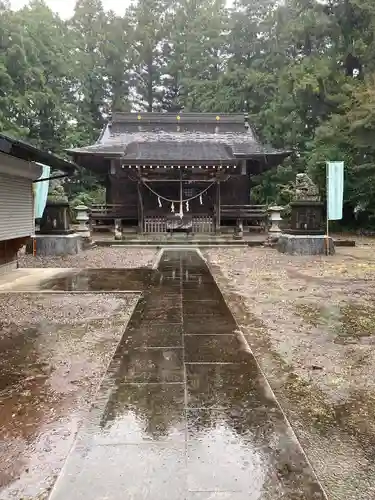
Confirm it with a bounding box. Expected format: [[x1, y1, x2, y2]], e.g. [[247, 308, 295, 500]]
[[40, 268, 156, 291], [0, 294, 137, 499], [50, 250, 326, 500]]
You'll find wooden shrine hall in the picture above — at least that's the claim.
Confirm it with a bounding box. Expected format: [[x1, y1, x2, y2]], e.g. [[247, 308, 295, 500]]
[[67, 112, 290, 234]]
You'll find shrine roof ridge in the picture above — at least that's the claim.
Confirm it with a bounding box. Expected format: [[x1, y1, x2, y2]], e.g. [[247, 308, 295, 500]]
[[111, 112, 246, 125], [66, 130, 290, 159]]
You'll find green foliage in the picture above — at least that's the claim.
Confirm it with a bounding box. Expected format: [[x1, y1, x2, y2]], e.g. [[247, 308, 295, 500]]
[[1, 0, 375, 227], [70, 187, 106, 207]]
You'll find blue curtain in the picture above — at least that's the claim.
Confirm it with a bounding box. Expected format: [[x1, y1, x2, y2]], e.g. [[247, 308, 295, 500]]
[[34, 163, 50, 219]]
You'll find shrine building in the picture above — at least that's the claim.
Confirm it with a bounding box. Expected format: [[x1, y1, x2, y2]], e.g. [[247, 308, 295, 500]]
[[67, 112, 290, 234]]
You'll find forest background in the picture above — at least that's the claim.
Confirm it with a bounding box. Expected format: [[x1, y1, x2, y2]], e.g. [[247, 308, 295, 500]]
[[1, 0, 375, 228]]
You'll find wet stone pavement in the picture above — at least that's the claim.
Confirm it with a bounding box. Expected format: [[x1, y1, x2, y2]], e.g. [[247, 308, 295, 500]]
[[47, 250, 326, 500], [39, 268, 154, 292]]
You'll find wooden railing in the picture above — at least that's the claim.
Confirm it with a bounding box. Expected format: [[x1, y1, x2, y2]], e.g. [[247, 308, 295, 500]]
[[219, 204, 267, 219], [218, 204, 268, 232], [144, 215, 214, 233], [88, 203, 268, 233], [144, 216, 167, 233], [90, 204, 124, 217], [89, 204, 137, 232]]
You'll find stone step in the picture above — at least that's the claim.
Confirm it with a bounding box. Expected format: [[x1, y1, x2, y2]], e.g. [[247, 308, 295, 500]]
[[94, 239, 257, 247]]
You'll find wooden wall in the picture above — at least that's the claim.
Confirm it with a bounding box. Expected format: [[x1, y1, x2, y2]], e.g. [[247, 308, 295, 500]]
[[109, 171, 138, 218], [0, 236, 29, 266], [220, 176, 250, 205], [108, 165, 254, 219]]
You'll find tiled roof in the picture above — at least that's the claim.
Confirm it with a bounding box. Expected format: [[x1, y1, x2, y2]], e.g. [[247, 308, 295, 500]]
[[0, 133, 76, 174], [67, 113, 291, 163], [123, 141, 234, 163]]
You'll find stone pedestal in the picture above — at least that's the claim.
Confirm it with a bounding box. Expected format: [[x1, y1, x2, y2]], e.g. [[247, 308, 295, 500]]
[[286, 200, 324, 235], [277, 234, 335, 255], [27, 234, 85, 256], [39, 200, 73, 235], [75, 204, 90, 237], [268, 206, 283, 235]]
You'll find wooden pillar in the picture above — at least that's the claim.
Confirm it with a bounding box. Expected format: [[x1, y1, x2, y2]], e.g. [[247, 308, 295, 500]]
[[105, 174, 112, 204], [137, 181, 144, 233], [248, 160, 258, 204], [215, 180, 221, 233], [107, 159, 116, 204]]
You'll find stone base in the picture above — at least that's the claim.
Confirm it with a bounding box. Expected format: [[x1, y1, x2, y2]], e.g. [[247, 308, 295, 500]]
[[263, 234, 280, 248], [37, 229, 75, 235], [26, 234, 92, 257], [0, 260, 17, 275], [277, 234, 335, 256]]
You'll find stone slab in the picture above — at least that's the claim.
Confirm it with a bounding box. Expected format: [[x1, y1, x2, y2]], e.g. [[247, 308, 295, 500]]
[[49, 250, 326, 500], [277, 233, 335, 255]]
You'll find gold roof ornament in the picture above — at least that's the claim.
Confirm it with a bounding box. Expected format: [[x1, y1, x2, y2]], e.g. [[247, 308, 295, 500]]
[[176, 115, 181, 121], [216, 116, 220, 121], [137, 115, 142, 120]]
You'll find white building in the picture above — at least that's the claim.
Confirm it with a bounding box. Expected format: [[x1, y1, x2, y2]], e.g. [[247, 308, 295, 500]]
[[0, 133, 75, 271]]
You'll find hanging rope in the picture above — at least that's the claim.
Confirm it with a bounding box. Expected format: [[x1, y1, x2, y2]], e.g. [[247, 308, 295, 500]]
[[142, 180, 215, 204]]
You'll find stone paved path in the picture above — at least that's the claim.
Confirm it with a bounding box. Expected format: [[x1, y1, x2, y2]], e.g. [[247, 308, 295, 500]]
[[49, 250, 326, 499]]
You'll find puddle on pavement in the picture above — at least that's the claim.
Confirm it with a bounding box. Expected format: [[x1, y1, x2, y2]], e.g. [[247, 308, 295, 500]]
[[39, 268, 156, 291], [47, 250, 326, 500], [0, 294, 137, 499]]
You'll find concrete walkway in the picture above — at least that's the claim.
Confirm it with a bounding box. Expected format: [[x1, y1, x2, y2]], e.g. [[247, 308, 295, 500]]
[[0, 268, 73, 291], [49, 250, 326, 499]]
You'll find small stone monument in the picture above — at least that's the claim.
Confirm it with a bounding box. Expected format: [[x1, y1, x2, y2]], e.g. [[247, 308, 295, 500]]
[[31, 179, 86, 256], [277, 173, 335, 255], [233, 219, 243, 240], [75, 205, 90, 237], [268, 206, 283, 235], [39, 182, 72, 235], [114, 218, 122, 240]]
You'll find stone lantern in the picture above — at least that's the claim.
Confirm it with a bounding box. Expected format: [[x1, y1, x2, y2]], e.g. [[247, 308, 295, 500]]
[[75, 205, 90, 237], [268, 206, 283, 235]]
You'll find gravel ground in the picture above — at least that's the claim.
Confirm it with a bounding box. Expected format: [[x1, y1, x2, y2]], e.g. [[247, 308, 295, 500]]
[[19, 247, 157, 269], [205, 243, 375, 500], [0, 292, 138, 500]]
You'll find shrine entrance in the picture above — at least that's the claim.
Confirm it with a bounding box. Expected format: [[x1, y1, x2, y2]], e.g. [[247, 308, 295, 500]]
[[141, 177, 217, 234], [68, 113, 291, 237]]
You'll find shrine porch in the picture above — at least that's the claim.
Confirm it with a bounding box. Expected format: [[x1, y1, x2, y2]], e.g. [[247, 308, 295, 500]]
[[88, 203, 269, 235]]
